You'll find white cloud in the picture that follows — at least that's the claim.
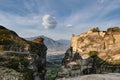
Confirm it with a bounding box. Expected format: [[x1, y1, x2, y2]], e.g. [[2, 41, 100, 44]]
[[64, 0, 120, 27], [66, 24, 73, 28], [42, 14, 57, 29], [0, 0, 120, 40], [0, 11, 44, 38], [98, 0, 105, 3]]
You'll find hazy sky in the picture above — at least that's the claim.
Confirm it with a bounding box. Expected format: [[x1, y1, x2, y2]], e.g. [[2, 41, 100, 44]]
[[0, 0, 120, 40]]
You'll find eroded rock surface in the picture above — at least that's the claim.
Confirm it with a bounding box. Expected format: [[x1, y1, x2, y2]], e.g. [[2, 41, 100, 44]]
[[71, 27, 120, 64], [56, 27, 120, 79], [0, 25, 47, 80], [56, 73, 120, 80]]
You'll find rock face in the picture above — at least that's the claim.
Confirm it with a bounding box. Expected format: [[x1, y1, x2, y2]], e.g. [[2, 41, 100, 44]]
[[56, 27, 120, 79], [0, 67, 31, 80], [56, 73, 120, 80], [0, 25, 47, 80], [71, 27, 120, 64], [29, 37, 47, 80], [0, 25, 29, 52]]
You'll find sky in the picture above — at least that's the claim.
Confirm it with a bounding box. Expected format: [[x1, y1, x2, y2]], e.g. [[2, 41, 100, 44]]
[[0, 0, 120, 40]]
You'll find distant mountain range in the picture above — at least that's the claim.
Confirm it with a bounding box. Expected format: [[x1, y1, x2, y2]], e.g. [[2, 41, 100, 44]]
[[26, 35, 70, 51], [56, 39, 70, 45]]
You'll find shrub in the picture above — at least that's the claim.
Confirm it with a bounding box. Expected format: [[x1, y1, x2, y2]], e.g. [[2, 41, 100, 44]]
[[92, 27, 100, 32], [0, 46, 4, 51], [89, 51, 98, 57]]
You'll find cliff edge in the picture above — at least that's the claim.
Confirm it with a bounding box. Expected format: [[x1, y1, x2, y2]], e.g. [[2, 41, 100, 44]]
[[0, 25, 47, 80], [71, 27, 120, 64], [56, 27, 120, 79]]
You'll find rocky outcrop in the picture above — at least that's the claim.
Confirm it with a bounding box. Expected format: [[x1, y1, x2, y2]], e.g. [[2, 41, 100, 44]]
[[0, 54, 34, 80], [0, 25, 47, 80], [56, 73, 120, 80], [56, 27, 120, 79], [29, 38, 47, 80], [0, 25, 29, 52], [71, 27, 120, 64]]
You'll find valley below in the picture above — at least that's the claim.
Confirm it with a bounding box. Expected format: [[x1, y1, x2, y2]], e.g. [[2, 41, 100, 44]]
[[46, 51, 65, 80]]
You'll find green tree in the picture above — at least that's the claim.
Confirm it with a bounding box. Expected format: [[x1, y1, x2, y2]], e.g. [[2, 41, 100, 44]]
[[92, 27, 100, 32], [89, 51, 98, 57]]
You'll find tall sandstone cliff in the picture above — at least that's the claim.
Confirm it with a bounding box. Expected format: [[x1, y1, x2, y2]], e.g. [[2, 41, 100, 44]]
[[0, 25, 47, 80], [71, 27, 120, 64]]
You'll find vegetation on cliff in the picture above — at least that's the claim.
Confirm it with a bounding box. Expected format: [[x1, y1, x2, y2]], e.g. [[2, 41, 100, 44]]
[[71, 27, 120, 64], [88, 51, 98, 57], [56, 27, 120, 79], [0, 25, 47, 80]]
